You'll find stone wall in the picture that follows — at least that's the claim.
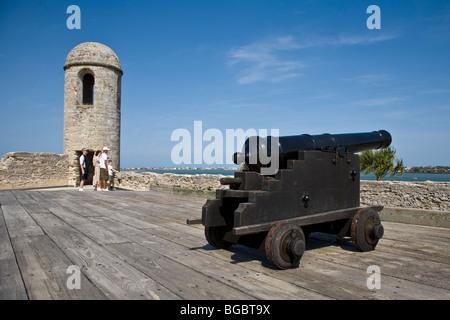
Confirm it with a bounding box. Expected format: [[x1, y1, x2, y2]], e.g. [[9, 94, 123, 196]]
[[115, 171, 450, 212], [0, 152, 68, 189], [115, 171, 224, 192], [360, 180, 449, 211]]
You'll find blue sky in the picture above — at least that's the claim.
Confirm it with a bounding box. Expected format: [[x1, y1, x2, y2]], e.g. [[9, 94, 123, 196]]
[[0, 0, 449, 168]]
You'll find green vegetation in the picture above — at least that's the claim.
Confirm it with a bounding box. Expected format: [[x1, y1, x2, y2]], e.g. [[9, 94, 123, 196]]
[[408, 166, 450, 174], [360, 147, 406, 181]]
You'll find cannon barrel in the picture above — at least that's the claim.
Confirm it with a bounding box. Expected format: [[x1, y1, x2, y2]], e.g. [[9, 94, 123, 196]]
[[233, 130, 392, 168]]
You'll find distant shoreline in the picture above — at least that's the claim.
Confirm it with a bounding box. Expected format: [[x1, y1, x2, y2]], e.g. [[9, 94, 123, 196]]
[[120, 168, 450, 182], [121, 167, 238, 171], [407, 166, 450, 174], [121, 166, 450, 173]]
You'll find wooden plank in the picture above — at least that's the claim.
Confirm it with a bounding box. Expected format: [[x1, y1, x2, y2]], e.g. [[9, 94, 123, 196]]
[[2, 189, 446, 300], [77, 196, 170, 231], [324, 221, 450, 266], [27, 190, 102, 218], [33, 191, 170, 230], [376, 238, 449, 265], [311, 227, 450, 263], [93, 215, 329, 300], [1, 203, 44, 238], [29, 213, 181, 300], [382, 221, 450, 242], [149, 222, 396, 300], [0, 206, 28, 300], [106, 242, 254, 300], [11, 235, 107, 300], [302, 233, 450, 299], [83, 189, 204, 214], [86, 194, 339, 299], [10, 190, 49, 214], [108, 189, 207, 206], [27, 192, 127, 245], [82, 195, 304, 299], [85, 190, 450, 299], [158, 218, 450, 300], [53, 189, 201, 223], [136, 237, 329, 300], [0, 191, 20, 206], [31, 192, 266, 299]]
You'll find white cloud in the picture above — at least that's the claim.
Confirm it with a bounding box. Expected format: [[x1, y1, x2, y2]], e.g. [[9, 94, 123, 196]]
[[228, 36, 305, 84], [281, 32, 399, 49], [341, 73, 393, 85], [228, 33, 399, 85], [333, 33, 399, 46], [354, 96, 408, 107]]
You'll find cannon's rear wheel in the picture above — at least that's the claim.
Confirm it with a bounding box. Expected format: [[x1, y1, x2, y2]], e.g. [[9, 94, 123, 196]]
[[205, 226, 233, 249], [351, 208, 384, 251], [265, 222, 305, 269]]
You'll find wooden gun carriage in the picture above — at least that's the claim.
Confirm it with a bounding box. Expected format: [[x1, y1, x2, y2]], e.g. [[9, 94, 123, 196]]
[[194, 130, 391, 269]]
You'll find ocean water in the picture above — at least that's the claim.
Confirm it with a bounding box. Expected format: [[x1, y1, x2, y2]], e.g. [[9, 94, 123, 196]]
[[123, 168, 450, 182], [360, 172, 450, 182]]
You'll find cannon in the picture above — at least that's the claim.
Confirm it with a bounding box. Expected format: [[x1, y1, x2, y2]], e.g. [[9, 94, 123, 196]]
[[193, 130, 391, 269]]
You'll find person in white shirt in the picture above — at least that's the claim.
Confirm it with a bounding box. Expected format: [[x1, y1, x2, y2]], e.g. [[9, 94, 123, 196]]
[[92, 150, 102, 191], [108, 160, 119, 190], [99, 147, 109, 191]]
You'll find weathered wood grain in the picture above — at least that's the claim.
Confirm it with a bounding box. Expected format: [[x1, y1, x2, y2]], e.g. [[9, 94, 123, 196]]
[[11, 235, 107, 299], [1, 188, 449, 300], [0, 205, 28, 300], [105, 242, 255, 300]]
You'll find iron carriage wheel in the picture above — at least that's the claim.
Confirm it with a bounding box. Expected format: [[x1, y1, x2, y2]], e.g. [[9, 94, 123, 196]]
[[265, 222, 306, 270], [205, 226, 233, 249], [350, 207, 384, 252]]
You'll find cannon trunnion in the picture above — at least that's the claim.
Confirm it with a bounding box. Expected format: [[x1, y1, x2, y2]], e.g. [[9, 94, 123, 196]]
[[200, 130, 389, 269]]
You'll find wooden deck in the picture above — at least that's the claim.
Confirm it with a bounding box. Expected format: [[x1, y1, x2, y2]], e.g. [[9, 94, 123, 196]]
[[0, 188, 449, 300]]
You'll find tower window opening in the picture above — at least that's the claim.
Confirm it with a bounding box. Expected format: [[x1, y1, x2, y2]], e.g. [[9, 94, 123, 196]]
[[82, 73, 94, 105]]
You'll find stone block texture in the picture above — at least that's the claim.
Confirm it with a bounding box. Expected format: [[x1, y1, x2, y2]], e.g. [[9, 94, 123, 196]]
[[0, 152, 68, 189], [63, 42, 122, 186]]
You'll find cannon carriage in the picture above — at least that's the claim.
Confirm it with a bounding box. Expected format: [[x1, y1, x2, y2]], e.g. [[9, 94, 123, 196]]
[[196, 130, 391, 269]]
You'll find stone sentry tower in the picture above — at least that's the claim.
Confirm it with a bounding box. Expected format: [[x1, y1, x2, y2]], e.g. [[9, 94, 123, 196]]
[[63, 42, 123, 186]]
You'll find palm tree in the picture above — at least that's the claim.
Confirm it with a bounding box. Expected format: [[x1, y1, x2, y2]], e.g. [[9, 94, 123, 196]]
[[360, 147, 405, 181]]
